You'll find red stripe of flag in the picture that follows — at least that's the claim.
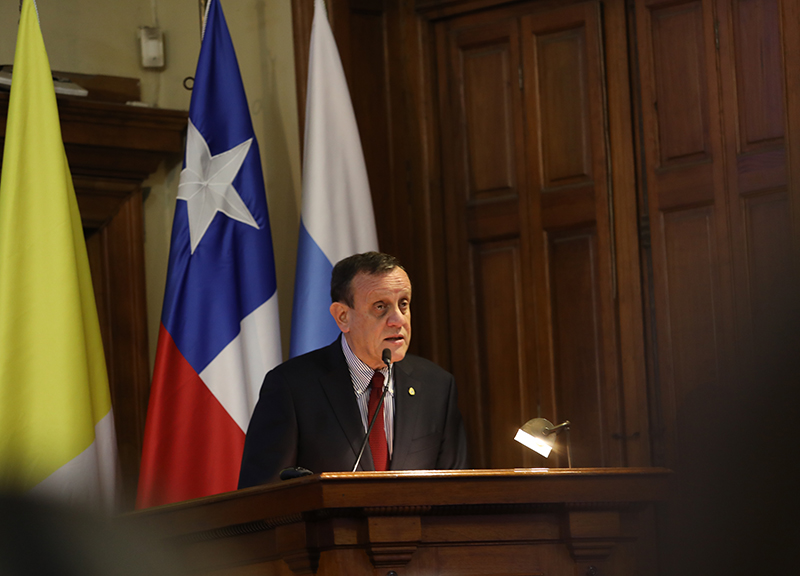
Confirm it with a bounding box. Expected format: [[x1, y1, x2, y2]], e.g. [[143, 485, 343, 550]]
[[136, 324, 244, 508]]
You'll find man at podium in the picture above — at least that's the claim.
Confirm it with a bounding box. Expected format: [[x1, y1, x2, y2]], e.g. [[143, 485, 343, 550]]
[[238, 252, 468, 487]]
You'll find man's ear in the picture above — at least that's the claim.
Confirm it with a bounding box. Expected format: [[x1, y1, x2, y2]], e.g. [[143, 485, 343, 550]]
[[330, 302, 350, 333]]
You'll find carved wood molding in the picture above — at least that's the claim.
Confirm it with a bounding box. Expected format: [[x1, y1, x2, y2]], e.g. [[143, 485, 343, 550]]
[[363, 505, 432, 516], [415, 0, 522, 19], [367, 544, 419, 569], [564, 510, 623, 563], [171, 513, 304, 546], [1, 94, 187, 178], [282, 549, 320, 576], [366, 516, 422, 569], [277, 522, 320, 575]]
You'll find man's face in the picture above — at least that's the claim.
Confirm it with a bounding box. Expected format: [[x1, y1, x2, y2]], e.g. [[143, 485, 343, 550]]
[[330, 268, 412, 369]]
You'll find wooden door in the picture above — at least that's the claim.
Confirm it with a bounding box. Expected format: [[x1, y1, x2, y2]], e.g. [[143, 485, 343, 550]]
[[437, 14, 537, 468], [633, 0, 796, 468], [716, 0, 795, 364], [436, 1, 630, 468], [634, 0, 736, 467], [520, 2, 624, 468]]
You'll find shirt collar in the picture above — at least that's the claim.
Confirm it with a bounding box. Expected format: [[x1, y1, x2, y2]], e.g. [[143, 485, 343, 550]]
[[341, 335, 394, 396]]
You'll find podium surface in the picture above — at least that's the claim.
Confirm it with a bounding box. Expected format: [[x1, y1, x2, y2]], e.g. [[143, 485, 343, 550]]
[[126, 468, 670, 575]]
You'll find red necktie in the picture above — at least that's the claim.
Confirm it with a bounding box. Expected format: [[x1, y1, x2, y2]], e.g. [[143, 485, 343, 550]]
[[367, 371, 388, 471]]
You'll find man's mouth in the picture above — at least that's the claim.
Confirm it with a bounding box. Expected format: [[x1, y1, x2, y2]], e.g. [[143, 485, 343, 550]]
[[384, 335, 404, 343]]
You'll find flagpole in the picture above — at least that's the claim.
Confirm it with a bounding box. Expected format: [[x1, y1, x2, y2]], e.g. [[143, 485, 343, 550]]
[[198, 0, 209, 37], [200, 0, 212, 40]]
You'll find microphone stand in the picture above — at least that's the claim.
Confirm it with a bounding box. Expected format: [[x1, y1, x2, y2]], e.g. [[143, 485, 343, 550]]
[[352, 349, 392, 472]]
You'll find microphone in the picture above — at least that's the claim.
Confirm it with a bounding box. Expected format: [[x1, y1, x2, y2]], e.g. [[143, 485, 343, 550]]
[[279, 466, 313, 480], [351, 348, 392, 472]]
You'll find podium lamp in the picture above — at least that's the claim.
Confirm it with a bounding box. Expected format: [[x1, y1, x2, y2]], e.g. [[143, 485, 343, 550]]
[[514, 418, 572, 468]]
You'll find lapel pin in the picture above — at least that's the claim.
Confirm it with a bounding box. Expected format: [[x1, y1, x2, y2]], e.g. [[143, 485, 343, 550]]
[[408, 387, 416, 396]]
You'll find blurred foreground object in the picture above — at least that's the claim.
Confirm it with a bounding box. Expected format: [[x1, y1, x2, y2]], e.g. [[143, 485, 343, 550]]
[[0, 494, 185, 576]]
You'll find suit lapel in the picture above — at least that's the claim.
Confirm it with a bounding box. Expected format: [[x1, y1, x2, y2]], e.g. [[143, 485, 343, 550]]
[[319, 340, 375, 471], [390, 359, 421, 470]]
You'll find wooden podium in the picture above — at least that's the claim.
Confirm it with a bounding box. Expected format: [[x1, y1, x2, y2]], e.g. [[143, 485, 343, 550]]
[[125, 468, 670, 576]]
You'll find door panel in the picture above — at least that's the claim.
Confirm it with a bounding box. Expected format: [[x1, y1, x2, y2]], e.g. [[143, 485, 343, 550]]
[[438, 15, 539, 467], [522, 2, 623, 467], [635, 0, 736, 467], [463, 46, 518, 197], [651, 2, 711, 165], [548, 228, 609, 466], [537, 26, 593, 185], [474, 241, 530, 467], [438, 1, 625, 468], [717, 0, 793, 363]]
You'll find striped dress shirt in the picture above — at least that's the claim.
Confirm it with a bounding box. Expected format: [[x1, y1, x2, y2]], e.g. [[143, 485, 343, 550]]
[[341, 336, 395, 458]]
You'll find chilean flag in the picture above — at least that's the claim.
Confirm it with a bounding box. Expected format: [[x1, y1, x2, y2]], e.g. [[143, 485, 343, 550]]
[[136, 0, 281, 508]]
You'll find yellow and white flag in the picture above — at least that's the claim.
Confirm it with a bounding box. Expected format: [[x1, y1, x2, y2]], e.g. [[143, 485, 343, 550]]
[[0, 0, 119, 509]]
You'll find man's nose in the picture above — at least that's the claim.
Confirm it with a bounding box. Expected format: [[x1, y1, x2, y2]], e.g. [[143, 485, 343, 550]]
[[386, 305, 403, 326]]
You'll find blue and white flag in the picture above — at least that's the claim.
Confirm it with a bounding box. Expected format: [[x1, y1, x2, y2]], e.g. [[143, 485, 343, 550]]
[[137, 0, 281, 507], [289, 0, 379, 358]]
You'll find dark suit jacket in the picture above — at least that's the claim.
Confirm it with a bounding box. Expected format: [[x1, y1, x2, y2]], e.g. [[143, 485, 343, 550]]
[[238, 338, 468, 488]]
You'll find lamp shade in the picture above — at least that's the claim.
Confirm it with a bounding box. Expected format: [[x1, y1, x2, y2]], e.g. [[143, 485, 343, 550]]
[[514, 418, 557, 458]]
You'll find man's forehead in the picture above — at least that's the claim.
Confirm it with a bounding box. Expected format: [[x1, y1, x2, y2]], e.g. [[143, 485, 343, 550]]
[[352, 269, 411, 299]]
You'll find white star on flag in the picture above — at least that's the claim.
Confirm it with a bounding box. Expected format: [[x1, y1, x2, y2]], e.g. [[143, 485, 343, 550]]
[[177, 118, 260, 253]]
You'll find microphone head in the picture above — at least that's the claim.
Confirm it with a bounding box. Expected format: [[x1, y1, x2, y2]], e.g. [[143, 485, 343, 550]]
[[382, 348, 392, 366]]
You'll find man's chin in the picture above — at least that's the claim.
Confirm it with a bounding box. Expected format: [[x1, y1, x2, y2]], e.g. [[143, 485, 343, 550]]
[[389, 345, 408, 364]]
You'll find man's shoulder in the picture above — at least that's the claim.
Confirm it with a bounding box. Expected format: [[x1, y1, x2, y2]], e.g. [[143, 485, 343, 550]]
[[274, 342, 337, 373], [270, 342, 341, 377]]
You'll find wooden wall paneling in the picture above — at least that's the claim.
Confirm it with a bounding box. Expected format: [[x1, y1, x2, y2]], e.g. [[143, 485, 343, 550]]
[[521, 2, 625, 467], [474, 241, 532, 467], [78, 178, 151, 508], [399, 9, 451, 367], [783, 0, 800, 264], [347, 4, 396, 253], [291, 0, 314, 152], [662, 207, 725, 453], [105, 191, 151, 507], [547, 229, 610, 466], [779, 0, 800, 383], [716, 0, 794, 368], [435, 14, 491, 468], [436, 13, 542, 468], [627, 0, 665, 467], [602, 0, 651, 467], [350, 1, 450, 366], [634, 0, 736, 468], [68, 106, 186, 509]]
